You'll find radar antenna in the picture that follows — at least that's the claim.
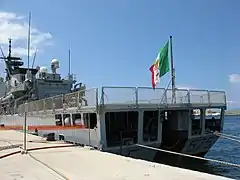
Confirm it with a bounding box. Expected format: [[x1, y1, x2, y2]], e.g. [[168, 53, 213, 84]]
[[0, 39, 22, 78]]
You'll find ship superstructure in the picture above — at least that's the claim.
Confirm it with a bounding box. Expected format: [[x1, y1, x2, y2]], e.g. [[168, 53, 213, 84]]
[[0, 39, 85, 113]]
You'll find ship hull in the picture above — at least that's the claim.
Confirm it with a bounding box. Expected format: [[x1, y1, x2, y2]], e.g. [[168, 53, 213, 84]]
[[0, 114, 218, 162], [108, 134, 218, 162]]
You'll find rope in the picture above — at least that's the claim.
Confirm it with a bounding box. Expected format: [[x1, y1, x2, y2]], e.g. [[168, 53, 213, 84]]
[[136, 144, 240, 168], [214, 133, 240, 143], [215, 132, 240, 140]]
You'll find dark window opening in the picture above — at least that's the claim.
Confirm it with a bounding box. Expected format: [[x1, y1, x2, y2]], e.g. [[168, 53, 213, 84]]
[[191, 109, 202, 136], [83, 113, 97, 129], [143, 111, 158, 142], [72, 113, 82, 126], [105, 111, 138, 147], [162, 110, 189, 147], [205, 108, 222, 132], [55, 114, 62, 126], [63, 114, 71, 126]]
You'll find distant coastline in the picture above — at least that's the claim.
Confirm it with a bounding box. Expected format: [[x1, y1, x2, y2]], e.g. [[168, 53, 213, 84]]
[[225, 110, 240, 116]]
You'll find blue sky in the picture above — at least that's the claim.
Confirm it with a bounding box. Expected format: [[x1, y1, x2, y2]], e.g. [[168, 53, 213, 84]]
[[1, 0, 240, 108]]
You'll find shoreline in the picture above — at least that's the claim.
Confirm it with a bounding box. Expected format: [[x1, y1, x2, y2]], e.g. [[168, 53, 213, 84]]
[[225, 110, 240, 116], [225, 114, 240, 116]]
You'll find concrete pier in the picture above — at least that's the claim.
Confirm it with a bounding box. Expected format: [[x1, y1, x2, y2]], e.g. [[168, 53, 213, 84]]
[[0, 130, 234, 180]]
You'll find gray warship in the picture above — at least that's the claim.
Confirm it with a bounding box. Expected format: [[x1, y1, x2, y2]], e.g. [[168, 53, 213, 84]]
[[0, 38, 227, 163], [0, 39, 85, 115]]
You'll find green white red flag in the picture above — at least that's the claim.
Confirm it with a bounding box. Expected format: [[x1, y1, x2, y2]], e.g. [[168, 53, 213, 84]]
[[149, 40, 170, 89]]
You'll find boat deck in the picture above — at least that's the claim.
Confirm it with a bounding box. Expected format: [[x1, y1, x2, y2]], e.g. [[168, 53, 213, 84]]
[[0, 130, 233, 180], [16, 86, 227, 114]]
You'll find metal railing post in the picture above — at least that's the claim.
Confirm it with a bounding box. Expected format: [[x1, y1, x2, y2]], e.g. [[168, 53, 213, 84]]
[[135, 87, 138, 106], [101, 87, 104, 105], [208, 91, 211, 106], [96, 88, 98, 112], [23, 102, 28, 154], [88, 114, 91, 146], [187, 91, 190, 104], [77, 91, 80, 110]]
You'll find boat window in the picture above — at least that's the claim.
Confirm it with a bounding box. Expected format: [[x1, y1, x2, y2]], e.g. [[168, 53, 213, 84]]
[[55, 114, 62, 126], [191, 109, 202, 136], [143, 111, 159, 142], [63, 114, 71, 126], [83, 113, 97, 129], [72, 113, 82, 126], [205, 108, 222, 133], [105, 111, 138, 147]]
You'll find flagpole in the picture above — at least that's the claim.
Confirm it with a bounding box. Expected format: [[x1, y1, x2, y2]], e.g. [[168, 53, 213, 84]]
[[170, 36, 176, 103]]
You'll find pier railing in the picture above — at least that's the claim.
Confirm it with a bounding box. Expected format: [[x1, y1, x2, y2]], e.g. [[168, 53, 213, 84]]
[[16, 86, 226, 114]]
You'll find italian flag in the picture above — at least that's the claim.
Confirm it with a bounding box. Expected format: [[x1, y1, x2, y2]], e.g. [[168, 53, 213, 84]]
[[149, 40, 170, 89]]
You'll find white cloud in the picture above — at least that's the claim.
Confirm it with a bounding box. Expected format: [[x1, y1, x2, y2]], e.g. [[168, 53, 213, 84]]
[[0, 12, 52, 57], [228, 74, 240, 83]]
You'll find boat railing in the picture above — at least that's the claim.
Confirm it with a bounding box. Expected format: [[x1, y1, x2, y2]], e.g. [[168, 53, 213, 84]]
[[100, 86, 226, 107], [16, 88, 98, 114], [16, 86, 226, 114]]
